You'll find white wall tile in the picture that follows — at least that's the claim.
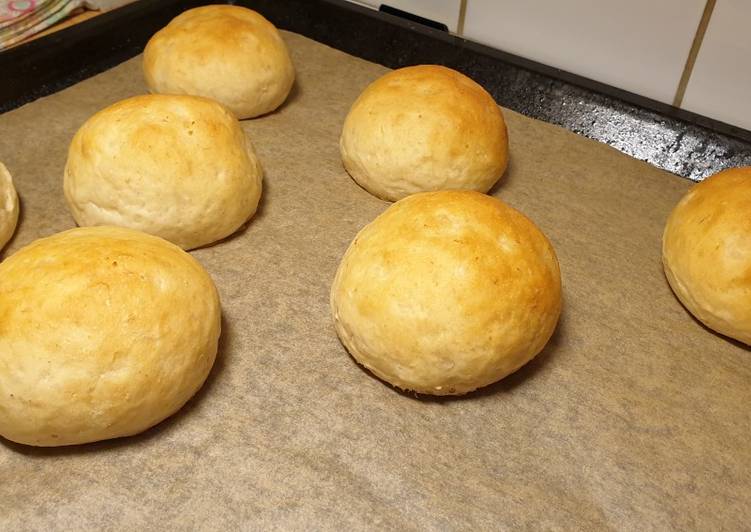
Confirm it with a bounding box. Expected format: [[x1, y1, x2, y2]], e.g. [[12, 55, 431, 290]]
[[463, 0, 706, 105], [682, 1, 751, 131], [348, 0, 462, 33]]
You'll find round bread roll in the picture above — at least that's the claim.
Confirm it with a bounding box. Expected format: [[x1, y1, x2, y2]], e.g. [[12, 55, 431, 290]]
[[0, 162, 19, 250], [143, 5, 295, 119], [0, 226, 221, 446], [339, 65, 509, 202], [663, 166, 751, 345], [64, 94, 263, 250], [330, 190, 561, 395]]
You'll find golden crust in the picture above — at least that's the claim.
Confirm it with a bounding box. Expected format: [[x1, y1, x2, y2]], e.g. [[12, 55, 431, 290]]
[[64, 94, 263, 250], [340, 65, 509, 201], [0, 226, 221, 446], [663, 167, 751, 344], [330, 190, 561, 395], [0, 162, 19, 251], [143, 5, 295, 119]]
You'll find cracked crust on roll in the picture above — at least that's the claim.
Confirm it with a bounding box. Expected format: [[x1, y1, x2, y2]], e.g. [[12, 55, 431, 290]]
[[663, 166, 751, 345], [0, 226, 221, 446], [331, 190, 561, 395], [340, 65, 508, 202]]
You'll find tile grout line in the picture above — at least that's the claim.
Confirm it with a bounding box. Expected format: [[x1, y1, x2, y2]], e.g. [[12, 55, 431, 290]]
[[673, 0, 716, 107], [456, 0, 467, 35]]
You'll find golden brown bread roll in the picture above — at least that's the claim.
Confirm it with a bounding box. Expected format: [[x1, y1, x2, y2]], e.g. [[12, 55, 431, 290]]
[[64, 94, 263, 250], [663, 166, 751, 344], [0, 226, 221, 446], [143, 5, 295, 119], [0, 162, 19, 251], [330, 190, 561, 395], [340, 65, 509, 202]]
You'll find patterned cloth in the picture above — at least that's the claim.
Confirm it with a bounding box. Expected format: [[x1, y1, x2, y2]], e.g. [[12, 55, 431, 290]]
[[0, 0, 88, 50]]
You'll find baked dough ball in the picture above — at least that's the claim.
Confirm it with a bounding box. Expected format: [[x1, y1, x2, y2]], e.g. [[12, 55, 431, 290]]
[[0, 226, 221, 446], [663, 166, 751, 345], [330, 190, 561, 395], [143, 5, 295, 119], [340, 65, 509, 202], [0, 162, 19, 250], [64, 94, 263, 250]]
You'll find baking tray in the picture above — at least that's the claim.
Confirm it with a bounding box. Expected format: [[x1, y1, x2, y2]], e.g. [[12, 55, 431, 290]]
[[1, 2, 750, 529]]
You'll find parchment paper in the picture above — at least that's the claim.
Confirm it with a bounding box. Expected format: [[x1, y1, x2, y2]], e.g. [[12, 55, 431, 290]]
[[1, 32, 749, 530]]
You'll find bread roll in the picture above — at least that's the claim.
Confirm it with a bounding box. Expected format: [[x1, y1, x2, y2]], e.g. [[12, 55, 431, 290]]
[[340, 65, 509, 202], [64, 94, 262, 250], [143, 5, 295, 119], [0, 162, 19, 250], [663, 167, 751, 344], [330, 190, 561, 395], [0, 226, 221, 446]]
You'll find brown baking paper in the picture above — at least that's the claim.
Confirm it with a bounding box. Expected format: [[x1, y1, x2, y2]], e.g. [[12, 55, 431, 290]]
[[1, 32, 749, 530]]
